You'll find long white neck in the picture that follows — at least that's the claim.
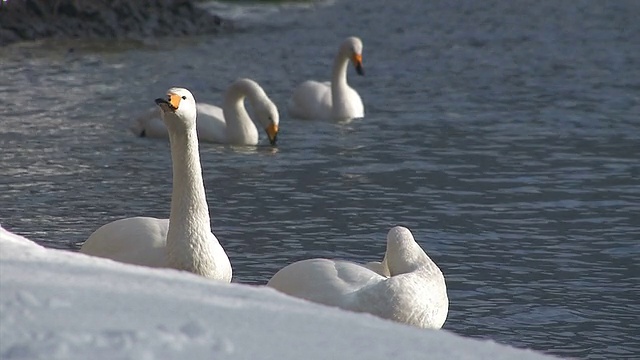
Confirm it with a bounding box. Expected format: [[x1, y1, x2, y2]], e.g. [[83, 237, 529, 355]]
[[223, 80, 262, 145], [165, 125, 215, 276], [330, 49, 351, 117]]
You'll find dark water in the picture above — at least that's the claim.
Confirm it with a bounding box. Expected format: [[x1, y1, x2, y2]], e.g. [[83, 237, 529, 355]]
[[1, 0, 639, 358]]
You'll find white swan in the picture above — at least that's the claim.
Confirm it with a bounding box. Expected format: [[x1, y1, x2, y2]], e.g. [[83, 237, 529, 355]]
[[267, 226, 448, 329], [288, 36, 365, 121], [131, 79, 279, 146], [81, 87, 232, 282]]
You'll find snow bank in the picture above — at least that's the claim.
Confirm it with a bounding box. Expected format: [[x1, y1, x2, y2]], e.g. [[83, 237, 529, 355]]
[[0, 226, 556, 360]]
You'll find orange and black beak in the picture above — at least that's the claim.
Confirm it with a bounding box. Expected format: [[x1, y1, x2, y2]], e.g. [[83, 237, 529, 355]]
[[266, 123, 279, 146], [352, 53, 364, 75], [155, 93, 181, 112]]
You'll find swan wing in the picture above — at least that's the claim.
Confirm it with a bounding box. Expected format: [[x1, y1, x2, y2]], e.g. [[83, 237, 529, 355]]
[[288, 80, 332, 120], [194, 103, 228, 143], [80, 217, 169, 268], [363, 260, 390, 277], [130, 107, 169, 138], [267, 259, 383, 308]]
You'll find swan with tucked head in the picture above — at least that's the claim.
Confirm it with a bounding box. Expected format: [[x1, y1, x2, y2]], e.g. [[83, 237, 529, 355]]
[[132, 79, 279, 146], [267, 226, 448, 329], [81, 87, 232, 282], [288, 36, 365, 121]]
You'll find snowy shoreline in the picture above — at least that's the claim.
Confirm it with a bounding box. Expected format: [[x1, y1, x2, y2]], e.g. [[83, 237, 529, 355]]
[[0, 225, 557, 359]]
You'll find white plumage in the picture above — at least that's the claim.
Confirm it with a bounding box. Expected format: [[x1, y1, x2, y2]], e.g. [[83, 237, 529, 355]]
[[288, 36, 365, 121], [267, 226, 448, 329], [81, 87, 232, 282], [131, 79, 279, 146]]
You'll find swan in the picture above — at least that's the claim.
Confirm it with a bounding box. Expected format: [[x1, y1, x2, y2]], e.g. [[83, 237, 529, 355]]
[[131, 78, 279, 146], [81, 87, 232, 282], [288, 36, 365, 121], [267, 226, 448, 329]]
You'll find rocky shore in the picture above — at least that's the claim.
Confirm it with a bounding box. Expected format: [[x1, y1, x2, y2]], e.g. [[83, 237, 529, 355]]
[[0, 0, 226, 46]]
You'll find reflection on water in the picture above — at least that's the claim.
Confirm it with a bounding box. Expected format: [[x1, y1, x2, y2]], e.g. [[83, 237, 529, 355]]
[[1, 0, 639, 359]]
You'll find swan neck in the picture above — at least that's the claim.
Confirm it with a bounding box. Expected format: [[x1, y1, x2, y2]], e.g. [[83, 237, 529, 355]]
[[223, 82, 259, 142], [386, 246, 434, 277], [166, 127, 213, 272], [331, 50, 350, 89]]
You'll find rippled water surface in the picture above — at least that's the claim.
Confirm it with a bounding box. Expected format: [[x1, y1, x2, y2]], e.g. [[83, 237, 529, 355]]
[[1, 0, 639, 358]]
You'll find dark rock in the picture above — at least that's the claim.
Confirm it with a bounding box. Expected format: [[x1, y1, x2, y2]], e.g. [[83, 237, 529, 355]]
[[0, 28, 20, 44], [0, 0, 227, 47]]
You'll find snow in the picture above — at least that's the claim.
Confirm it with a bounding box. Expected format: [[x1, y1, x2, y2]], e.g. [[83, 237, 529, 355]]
[[0, 225, 557, 360]]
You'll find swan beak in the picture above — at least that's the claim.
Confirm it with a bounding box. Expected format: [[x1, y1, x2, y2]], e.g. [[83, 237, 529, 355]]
[[155, 93, 181, 112], [352, 54, 364, 75], [266, 123, 279, 145]]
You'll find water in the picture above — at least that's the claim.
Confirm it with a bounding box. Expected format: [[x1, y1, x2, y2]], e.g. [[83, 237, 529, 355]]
[[1, 0, 639, 358]]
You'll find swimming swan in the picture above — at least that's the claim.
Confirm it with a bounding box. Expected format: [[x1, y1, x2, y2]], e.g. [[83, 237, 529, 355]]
[[131, 79, 279, 146], [288, 36, 365, 121], [267, 226, 448, 329], [81, 87, 232, 282]]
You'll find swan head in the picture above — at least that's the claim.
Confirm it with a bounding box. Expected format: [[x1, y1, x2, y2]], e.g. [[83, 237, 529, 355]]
[[383, 226, 448, 329], [341, 36, 364, 76], [255, 99, 280, 146], [228, 78, 280, 146], [384, 226, 434, 276], [155, 87, 197, 131]]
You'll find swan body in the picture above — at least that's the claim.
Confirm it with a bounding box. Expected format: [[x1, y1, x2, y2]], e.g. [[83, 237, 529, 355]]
[[131, 79, 279, 146], [81, 87, 232, 282], [288, 36, 365, 121], [267, 226, 448, 329]]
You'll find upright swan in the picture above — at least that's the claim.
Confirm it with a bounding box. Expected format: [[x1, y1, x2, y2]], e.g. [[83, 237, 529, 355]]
[[267, 226, 448, 329], [288, 36, 365, 121], [131, 79, 279, 146], [81, 87, 232, 282]]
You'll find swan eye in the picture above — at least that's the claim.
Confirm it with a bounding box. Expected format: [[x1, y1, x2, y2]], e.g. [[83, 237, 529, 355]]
[[182, 96, 187, 100]]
